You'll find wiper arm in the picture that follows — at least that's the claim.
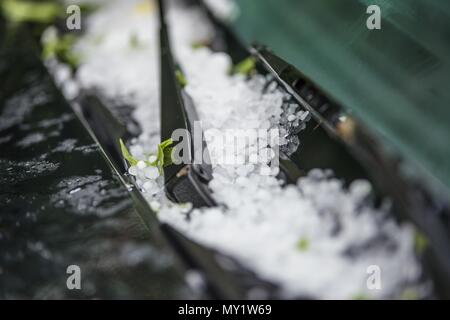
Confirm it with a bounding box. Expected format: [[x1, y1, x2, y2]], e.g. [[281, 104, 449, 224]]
[[158, 0, 216, 207]]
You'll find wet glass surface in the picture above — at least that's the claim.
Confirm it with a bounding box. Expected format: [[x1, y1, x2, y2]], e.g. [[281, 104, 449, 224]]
[[0, 23, 193, 299]]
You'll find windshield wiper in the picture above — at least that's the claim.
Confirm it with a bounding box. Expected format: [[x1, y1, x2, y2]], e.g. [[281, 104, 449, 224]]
[[158, 0, 216, 207]]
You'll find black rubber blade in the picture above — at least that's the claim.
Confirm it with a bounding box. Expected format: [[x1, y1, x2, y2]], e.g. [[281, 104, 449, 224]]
[[158, 0, 215, 207]]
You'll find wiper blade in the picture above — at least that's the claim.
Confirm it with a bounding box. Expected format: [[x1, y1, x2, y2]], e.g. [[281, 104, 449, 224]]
[[251, 46, 341, 136], [158, 0, 215, 207]]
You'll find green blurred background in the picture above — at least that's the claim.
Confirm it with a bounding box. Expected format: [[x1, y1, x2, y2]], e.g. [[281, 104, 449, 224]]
[[231, 0, 450, 192]]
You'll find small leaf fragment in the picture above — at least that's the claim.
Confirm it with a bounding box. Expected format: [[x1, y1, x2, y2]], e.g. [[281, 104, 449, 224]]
[[175, 69, 187, 88], [42, 33, 80, 69], [157, 138, 173, 169], [414, 231, 428, 254], [120, 138, 173, 174], [129, 33, 140, 49], [400, 288, 418, 300], [2, 0, 62, 24], [229, 56, 256, 76], [296, 237, 309, 252], [351, 293, 370, 300], [119, 138, 138, 166], [191, 41, 206, 50]]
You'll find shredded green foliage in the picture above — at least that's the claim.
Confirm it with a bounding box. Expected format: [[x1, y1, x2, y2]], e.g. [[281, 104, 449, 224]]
[[148, 154, 158, 167], [119, 138, 173, 172], [163, 147, 173, 166], [159, 138, 174, 150], [296, 237, 309, 252], [119, 138, 138, 166], [157, 138, 174, 171], [400, 288, 418, 300], [229, 56, 256, 76], [414, 231, 428, 254], [42, 33, 80, 69], [175, 69, 187, 88], [191, 41, 206, 50], [351, 293, 370, 300], [129, 33, 140, 49], [78, 2, 100, 15], [1, 0, 62, 24]]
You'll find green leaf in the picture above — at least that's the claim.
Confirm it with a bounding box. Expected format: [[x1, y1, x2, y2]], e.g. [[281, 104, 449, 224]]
[[400, 288, 418, 300], [296, 237, 309, 252], [147, 154, 158, 167], [351, 293, 370, 300], [191, 41, 205, 50], [414, 231, 428, 254], [78, 2, 100, 15], [163, 146, 173, 167], [119, 138, 173, 172], [159, 138, 174, 149], [175, 70, 187, 88], [157, 138, 173, 170], [156, 143, 164, 170], [119, 138, 138, 166], [129, 33, 140, 49], [229, 56, 256, 76], [42, 33, 80, 69], [2, 0, 62, 24]]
